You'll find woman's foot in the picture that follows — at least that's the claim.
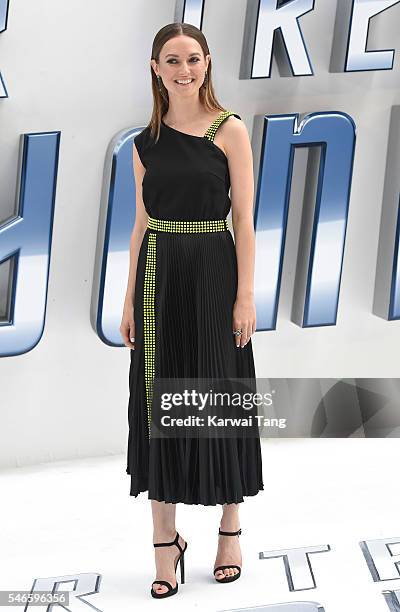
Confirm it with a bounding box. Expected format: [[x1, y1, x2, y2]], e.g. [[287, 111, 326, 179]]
[[152, 529, 186, 596], [213, 522, 242, 581]]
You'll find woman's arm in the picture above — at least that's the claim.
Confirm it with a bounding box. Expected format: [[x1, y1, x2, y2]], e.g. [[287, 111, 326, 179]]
[[120, 142, 148, 348], [123, 142, 149, 309], [223, 116, 256, 348]]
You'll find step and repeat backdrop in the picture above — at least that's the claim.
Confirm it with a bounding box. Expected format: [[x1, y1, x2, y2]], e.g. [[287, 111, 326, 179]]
[[1, 2, 400, 612], [0, 2, 400, 455]]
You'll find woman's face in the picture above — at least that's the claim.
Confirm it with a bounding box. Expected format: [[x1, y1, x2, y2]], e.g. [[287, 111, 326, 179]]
[[152, 35, 210, 96]]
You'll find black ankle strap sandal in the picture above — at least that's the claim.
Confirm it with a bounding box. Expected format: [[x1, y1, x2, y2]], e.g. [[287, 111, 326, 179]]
[[213, 528, 242, 583], [151, 531, 187, 598]]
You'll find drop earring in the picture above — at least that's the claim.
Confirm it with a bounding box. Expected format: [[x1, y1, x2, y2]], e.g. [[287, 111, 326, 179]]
[[157, 75, 162, 90], [202, 70, 208, 88]]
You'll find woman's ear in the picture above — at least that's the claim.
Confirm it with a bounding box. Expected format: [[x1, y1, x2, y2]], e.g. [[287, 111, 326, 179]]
[[150, 59, 158, 76]]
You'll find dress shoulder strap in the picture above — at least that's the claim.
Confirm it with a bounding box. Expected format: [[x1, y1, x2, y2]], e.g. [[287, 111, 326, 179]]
[[204, 110, 241, 142]]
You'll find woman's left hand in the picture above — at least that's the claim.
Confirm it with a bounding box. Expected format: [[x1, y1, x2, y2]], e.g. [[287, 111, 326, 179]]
[[232, 296, 256, 348]]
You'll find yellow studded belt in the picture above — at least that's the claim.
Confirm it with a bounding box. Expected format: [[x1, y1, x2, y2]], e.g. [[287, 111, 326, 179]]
[[143, 215, 229, 439], [147, 216, 228, 233]]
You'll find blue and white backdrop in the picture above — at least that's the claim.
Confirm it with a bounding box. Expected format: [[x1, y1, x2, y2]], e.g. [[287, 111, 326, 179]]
[[1, 0, 400, 462]]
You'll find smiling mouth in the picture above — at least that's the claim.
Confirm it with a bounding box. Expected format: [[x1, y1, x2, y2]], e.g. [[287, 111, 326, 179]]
[[174, 79, 194, 86]]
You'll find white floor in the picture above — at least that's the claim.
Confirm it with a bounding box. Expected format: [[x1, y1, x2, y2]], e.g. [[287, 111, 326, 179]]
[[1, 439, 399, 611]]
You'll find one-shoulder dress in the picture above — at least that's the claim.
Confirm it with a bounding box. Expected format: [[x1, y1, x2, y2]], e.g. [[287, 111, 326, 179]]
[[126, 110, 264, 505]]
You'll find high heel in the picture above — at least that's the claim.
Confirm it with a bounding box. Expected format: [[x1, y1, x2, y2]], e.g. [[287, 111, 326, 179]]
[[213, 528, 242, 583], [151, 531, 188, 598]]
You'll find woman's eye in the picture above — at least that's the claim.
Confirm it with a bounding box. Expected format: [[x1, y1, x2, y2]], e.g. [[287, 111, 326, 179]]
[[167, 58, 200, 64]]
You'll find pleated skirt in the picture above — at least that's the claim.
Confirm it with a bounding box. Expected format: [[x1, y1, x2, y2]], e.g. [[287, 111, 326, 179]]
[[126, 227, 264, 505]]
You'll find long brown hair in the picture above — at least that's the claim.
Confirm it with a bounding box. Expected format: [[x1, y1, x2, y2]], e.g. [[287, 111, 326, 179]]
[[147, 22, 227, 142]]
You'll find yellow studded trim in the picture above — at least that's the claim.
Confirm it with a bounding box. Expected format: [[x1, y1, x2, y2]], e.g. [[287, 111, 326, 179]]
[[143, 217, 229, 438], [147, 216, 228, 233], [204, 110, 237, 142], [143, 232, 156, 437]]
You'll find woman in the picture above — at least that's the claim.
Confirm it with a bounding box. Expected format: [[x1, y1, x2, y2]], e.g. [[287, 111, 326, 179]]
[[120, 22, 264, 598]]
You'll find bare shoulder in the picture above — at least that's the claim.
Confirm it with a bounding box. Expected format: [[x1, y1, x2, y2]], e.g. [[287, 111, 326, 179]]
[[223, 113, 246, 129], [218, 114, 250, 157], [221, 114, 248, 139]]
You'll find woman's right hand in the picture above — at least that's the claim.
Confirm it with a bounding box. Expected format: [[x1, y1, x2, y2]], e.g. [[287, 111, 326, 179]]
[[120, 303, 135, 349]]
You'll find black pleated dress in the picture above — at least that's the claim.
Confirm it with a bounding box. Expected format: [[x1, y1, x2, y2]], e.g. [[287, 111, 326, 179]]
[[126, 110, 264, 505]]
